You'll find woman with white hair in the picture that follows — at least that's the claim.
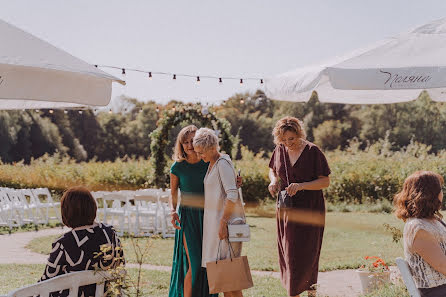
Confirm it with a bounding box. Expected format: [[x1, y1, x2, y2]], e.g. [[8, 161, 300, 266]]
[[168, 125, 241, 297], [193, 128, 245, 297]]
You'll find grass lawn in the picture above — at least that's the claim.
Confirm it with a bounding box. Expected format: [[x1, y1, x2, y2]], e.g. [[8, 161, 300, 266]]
[[27, 212, 404, 272], [0, 264, 408, 297], [0, 264, 288, 297], [0, 221, 63, 235]]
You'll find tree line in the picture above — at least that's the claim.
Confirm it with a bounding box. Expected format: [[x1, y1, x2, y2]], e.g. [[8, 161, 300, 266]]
[[0, 90, 445, 163]]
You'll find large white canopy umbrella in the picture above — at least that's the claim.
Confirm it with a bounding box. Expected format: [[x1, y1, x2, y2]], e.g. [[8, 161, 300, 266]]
[[0, 19, 124, 109], [265, 18, 446, 104]]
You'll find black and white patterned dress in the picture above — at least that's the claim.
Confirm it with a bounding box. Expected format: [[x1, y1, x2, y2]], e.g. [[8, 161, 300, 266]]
[[40, 223, 124, 297]]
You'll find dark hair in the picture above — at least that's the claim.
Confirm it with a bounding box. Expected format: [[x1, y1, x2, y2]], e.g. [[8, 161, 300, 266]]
[[394, 171, 444, 221], [61, 186, 97, 228]]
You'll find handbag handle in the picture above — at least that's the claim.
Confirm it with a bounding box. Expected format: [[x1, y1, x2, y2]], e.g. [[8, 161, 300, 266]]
[[281, 145, 290, 186], [215, 158, 247, 224], [216, 239, 236, 264]]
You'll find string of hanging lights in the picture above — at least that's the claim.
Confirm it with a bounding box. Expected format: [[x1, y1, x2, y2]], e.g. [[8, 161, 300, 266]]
[[94, 65, 265, 85], [29, 65, 264, 114]]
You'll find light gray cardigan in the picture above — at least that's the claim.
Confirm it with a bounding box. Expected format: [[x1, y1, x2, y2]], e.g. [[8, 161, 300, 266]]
[[201, 154, 243, 267]]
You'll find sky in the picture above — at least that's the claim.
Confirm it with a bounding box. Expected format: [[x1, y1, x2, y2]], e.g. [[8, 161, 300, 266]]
[[2, 0, 446, 105]]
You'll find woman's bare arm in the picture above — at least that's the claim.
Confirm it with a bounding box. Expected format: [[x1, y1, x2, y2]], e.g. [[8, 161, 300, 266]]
[[170, 173, 179, 211], [286, 176, 330, 196], [169, 173, 181, 230], [301, 176, 330, 190], [268, 168, 280, 196]]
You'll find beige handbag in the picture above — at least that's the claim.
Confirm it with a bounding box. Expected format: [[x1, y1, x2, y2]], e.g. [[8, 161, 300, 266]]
[[206, 240, 253, 294]]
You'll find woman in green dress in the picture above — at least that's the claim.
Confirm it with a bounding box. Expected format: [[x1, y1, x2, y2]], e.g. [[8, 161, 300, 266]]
[[168, 125, 218, 297]]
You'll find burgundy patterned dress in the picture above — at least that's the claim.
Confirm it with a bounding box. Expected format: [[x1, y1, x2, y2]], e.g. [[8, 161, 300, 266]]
[[269, 142, 331, 296]]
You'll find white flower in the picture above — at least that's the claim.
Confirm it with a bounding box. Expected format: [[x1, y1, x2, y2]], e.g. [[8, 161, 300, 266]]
[[201, 106, 209, 115]]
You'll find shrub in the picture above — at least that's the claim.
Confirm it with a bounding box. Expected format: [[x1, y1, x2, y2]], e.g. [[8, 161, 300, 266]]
[[324, 141, 446, 203], [0, 141, 444, 206], [313, 120, 352, 150], [233, 146, 270, 203]]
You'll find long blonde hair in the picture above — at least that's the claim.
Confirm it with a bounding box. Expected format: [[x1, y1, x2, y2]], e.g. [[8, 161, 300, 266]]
[[173, 125, 198, 162]]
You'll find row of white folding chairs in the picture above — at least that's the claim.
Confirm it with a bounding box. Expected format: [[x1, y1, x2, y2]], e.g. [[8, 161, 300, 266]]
[[91, 189, 175, 238], [0, 187, 61, 230]]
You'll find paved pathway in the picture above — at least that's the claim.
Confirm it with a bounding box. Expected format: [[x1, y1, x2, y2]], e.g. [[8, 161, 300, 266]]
[[0, 228, 401, 297]]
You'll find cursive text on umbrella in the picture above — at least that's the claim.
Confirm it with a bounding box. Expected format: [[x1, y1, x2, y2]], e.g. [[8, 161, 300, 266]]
[[380, 70, 431, 88]]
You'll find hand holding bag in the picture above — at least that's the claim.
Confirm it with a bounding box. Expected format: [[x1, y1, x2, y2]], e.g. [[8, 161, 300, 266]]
[[206, 240, 253, 294], [277, 145, 305, 209], [216, 159, 250, 242]]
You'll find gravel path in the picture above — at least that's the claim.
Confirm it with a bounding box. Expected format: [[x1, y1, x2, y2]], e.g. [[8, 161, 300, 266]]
[[0, 228, 401, 297]]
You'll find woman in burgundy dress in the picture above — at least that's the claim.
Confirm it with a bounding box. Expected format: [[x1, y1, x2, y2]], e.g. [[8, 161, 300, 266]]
[[268, 116, 330, 297]]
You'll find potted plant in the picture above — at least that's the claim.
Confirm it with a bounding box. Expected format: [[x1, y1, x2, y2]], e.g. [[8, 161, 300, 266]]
[[356, 256, 391, 294]]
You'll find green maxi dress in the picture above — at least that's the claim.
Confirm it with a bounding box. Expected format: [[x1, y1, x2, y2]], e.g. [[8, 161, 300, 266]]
[[168, 160, 218, 297]]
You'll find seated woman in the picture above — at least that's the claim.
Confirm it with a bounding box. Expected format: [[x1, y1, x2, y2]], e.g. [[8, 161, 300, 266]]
[[394, 171, 446, 297], [40, 186, 124, 297]]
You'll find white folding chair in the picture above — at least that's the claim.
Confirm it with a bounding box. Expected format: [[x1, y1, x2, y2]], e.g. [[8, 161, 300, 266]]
[[101, 193, 130, 236], [396, 257, 421, 297], [91, 191, 107, 222], [0, 189, 19, 230], [18, 189, 47, 224], [158, 189, 175, 238], [31, 188, 61, 223], [3, 189, 35, 226], [133, 194, 159, 236], [5, 270, 112, 297]]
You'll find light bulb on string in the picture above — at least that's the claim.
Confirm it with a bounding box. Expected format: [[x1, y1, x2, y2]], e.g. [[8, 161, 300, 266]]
[[121, 68, 126, 76], [260, 79, 264, 84], [139, 108, 143, 113], [109, 109, 112, 114], [49, 109, 54, 114], [148, 72, 152, 79], [35, 109, 40, 113], [64, 110, 68, 114], [196, 76, 200, 83], [240, 79, 243, 85], [79, 110, 83, 114], [240, 98, 245, 104], [173, 74, 176, 80], [219, 78, 223, 84], [156, 107, 160, 113]]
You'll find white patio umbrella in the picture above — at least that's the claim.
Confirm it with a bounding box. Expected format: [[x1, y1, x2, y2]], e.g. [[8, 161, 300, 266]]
[[0, 19, 124, 109], [265, 18, 446, 104]]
